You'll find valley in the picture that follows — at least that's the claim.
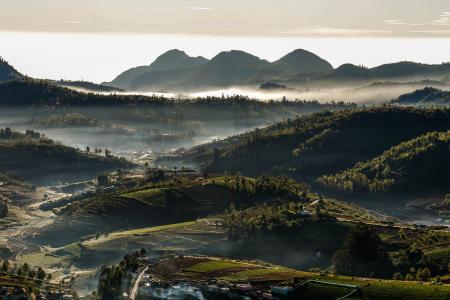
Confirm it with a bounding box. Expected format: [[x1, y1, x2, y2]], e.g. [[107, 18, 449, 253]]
[[0, 47, 449, 300]]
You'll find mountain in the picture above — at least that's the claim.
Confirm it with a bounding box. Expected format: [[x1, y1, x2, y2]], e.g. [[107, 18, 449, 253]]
[[274, 49, 333, 74], [289, 62, 450, 87], [317, 130, 450, 194], [203, 107, 450, 182], [106, 49, 333, 91], [0, 57, 22, 82], [104, 49, 208, 89], [392, 87, 450, 106], [128, 50, 277, 91]]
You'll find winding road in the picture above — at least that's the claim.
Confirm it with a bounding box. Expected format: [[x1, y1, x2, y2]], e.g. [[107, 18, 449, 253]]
[[130, 266, 148, 300]]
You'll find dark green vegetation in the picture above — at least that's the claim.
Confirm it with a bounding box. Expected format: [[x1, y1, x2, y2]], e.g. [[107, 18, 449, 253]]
[[204, 107, 450, 183], [97, 250, 144, 300], [332, 225, 393, 278], [0, 57, 22, 82], [0, 128, 131, 184], [318, 131, 450, 195], [392, 87, 450, 106]]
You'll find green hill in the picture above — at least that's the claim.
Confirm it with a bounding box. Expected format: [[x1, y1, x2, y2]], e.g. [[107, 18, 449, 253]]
[[203, 107, 450, 182], [317, 130, 450, 194], [0, 128, 132, 184], [33, 175, 314, 246], [392, 87, 450, 106]]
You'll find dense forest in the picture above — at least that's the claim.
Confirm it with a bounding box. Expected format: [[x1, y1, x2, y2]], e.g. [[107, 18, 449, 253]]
[[317, 131, 450, 194], [392, 87, 450, 106], [204, 107, 450, 182]]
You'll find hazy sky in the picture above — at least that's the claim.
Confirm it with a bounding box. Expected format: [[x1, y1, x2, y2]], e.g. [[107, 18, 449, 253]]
[[0, 1, 449, 82], [2, 0, 450, 37]]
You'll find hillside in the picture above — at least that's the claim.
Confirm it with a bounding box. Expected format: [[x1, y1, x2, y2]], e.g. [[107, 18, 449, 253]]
[[203, 107, 450, 182], [317, 131, 450, 194], [33, 175, 312, 246], [392, 87, 450, 106], [0, 128, 132, 184], [0, 57, 22, 82]]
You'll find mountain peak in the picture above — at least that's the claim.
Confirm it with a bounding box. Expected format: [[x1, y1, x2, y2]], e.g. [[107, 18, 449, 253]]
[[155, 49, 188, 61], [275, 48, 333, 74], [149, 49, 208, 72], [213, 50, 260, 59]]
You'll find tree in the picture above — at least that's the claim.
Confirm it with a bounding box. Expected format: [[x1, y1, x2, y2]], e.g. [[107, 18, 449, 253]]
[[332, 224, 393, 278], [21, 263, 29, 275], [97, 174, 109, 187], [37, 267, 46, 281], [2, 260, 9, 272]]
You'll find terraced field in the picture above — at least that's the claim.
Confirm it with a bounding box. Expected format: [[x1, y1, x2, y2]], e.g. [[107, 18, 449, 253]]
[[148, 256, 450, 300]]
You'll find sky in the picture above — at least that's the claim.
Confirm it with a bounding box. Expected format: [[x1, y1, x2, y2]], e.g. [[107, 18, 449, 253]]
[[0, 0, 449, 82]]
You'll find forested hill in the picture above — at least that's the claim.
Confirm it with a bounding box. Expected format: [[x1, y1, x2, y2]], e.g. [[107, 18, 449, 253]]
[[204, 107, 450, 182], [392, 87, 450, 106], [0, 128, 132, 185], [0, 57, 22, 82], [317, 130, 450, 194], [0, 78, 355, 112]]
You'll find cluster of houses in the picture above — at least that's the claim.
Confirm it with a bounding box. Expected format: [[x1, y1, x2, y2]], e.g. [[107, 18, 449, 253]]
[[135, 273, 296, 300], [0, 286, 74, 300]]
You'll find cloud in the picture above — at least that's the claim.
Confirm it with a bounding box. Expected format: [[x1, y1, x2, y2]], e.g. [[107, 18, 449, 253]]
[[411, 30, 450, 35], [187, 6, 211, 11], [62, 20, 93, 25], [433, 11, 450, 26], [271, 26, 394, 36], [384, 19, 422, 26]]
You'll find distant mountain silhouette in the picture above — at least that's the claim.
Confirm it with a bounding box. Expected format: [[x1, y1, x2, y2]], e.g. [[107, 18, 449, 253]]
[[106, 49, 334, 91], [274, 49, 333, 74], [0, 57, 22, 82], [103, 49, 208, 89], [392, 87, 450, 106], [317, 62, 450, 83]]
